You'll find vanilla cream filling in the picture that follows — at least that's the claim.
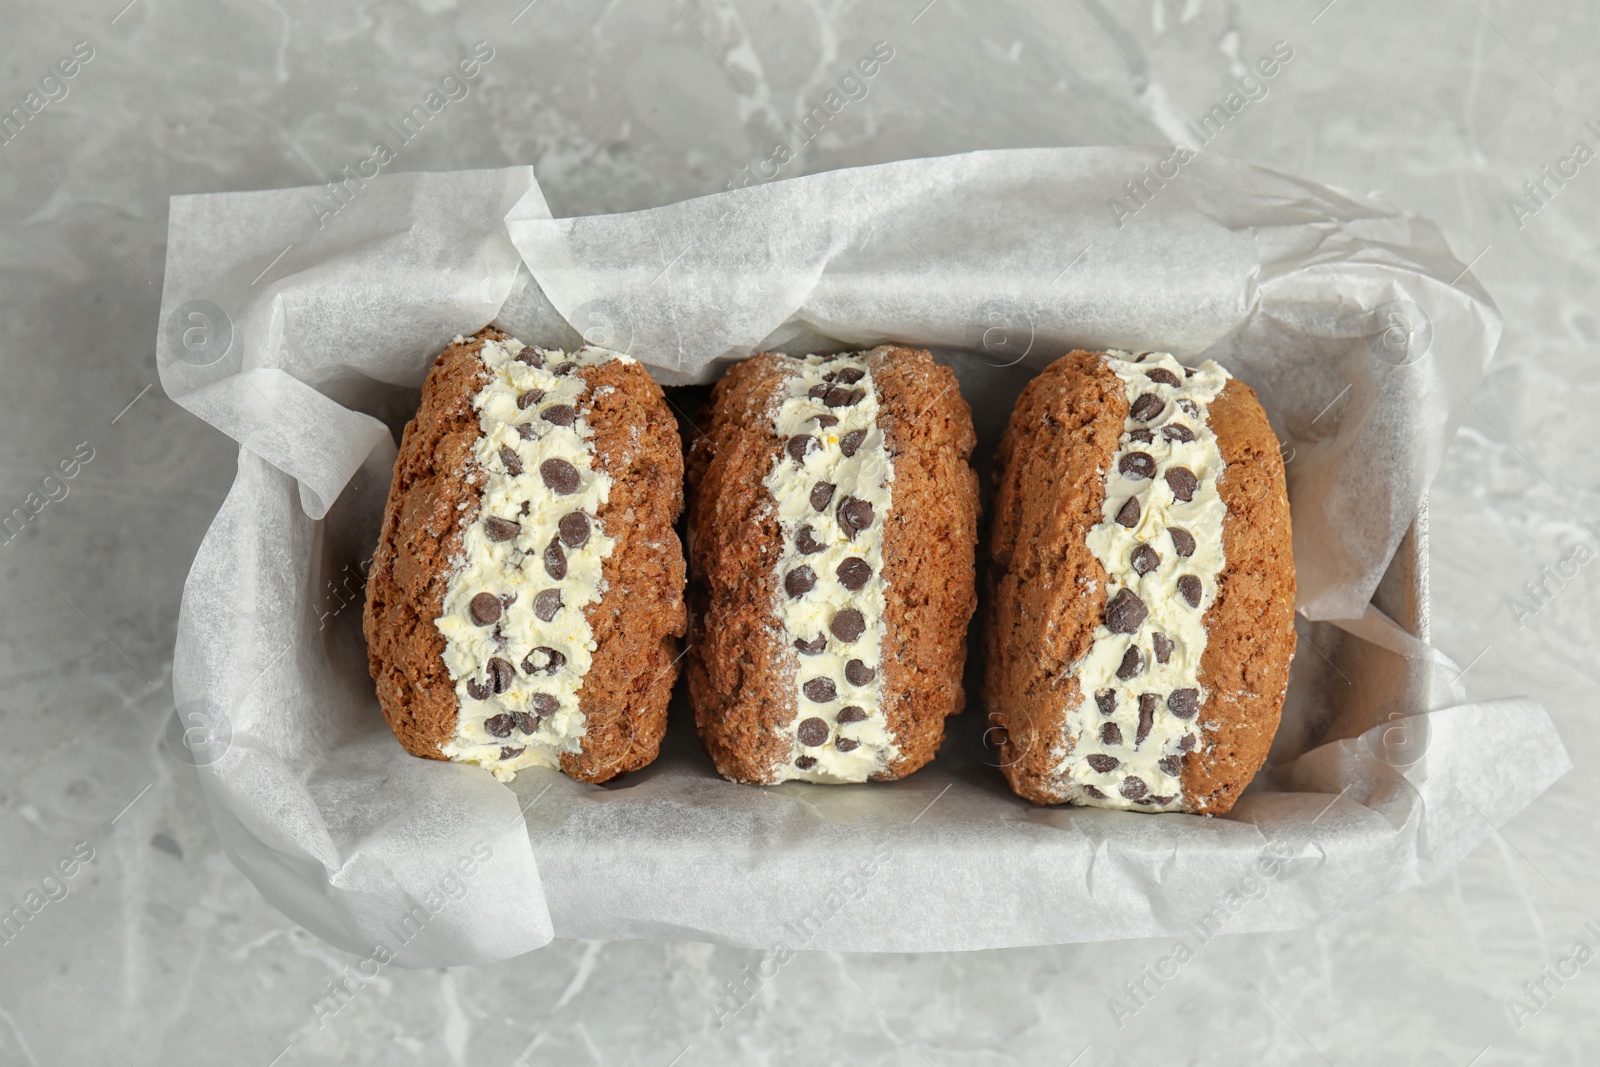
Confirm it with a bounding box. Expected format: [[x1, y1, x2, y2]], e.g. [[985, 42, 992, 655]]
[[1053, 351, 1229, 810], [435, 336, 632, 782], [764, 351, 897, 783]]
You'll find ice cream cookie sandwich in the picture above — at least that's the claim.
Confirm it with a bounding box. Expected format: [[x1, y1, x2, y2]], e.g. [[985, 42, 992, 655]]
[[985, 350, 1294, 814], [363, 328, 686, 783], [687, 347, 979, 784]]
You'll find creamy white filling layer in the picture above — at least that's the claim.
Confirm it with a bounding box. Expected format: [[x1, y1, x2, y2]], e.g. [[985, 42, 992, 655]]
[[1053, 351, 1229, 810], [435, 336, 631, 782], [764, 351, 897, 783]]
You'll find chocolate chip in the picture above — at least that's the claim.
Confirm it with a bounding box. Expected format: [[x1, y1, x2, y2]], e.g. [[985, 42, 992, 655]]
[[530, 693, 559, 717], [533, 588, 562, 622], [1137, 694, 1157, 744], [840, 429, 866, 457], [1101, 722, 1123, 745], [1170, 528, 1196, 557], [834, 367, 865, 385], [500, 746, 525, 760], [812, 413, 839, 428], [1161, 423, 1195, 443], [484, 517, 521, 542], [836, 557, 872, 590], [470, 592, 502, 626], [795, 525, 826, 555], [1168, 688, 1199, 718], [554, 361, 578, 376], [522, 647, 566, 676], [1146, 367, 1181, 386], [485, 714, 516, 738], [1178, 575, 1202, 607], [517, 389, 545, 410], [794, 634, 826, 655], [1166, 467, 1198, 502], [1115, 497, 1140, 528], [838, 496, 874, 537], [797, 717, 829, 746], [541, 404, 575, 428], [803, 677, 837, 703], [1117, 646, 1143, 680], [1087, 754, 1120, 773], [835, 736, 860, 752], [838, 706, 867, 723], [487, 657, 516, 693], [831, 609, 866, 642], [1131, 544, 1160, 574], [559, 511, 590, 548], [512, 711, 538, 734], [1179, 733, 1196, 752], [520, 501, 531, 516], [1185, 367, 1195, 377], [1147, 794, 1174, 805], [1130, 393, 1165, 421], [1105, 588, 1148, 633], [808, 383, 831, 399], [1095, 689, 1116, 716], [466, 678, 492, 701], [515, 348, 545, 368], [810, 481, 835, 511], [787, 435, 818, 465], [845, 659, 876, 686], [499, 446, 523, 475], [500, 592, 517, 609], [492, 625, 508, 650], [1153, 632, 1173, 663], [785, 566, 816, 597], [1119, 452, 1156, 480], [1129, 429, 1154, 443], [1158, 756, 1181, 776], [1179, 399, 1199, 416], [795, 755, 817, 770], [1083, 785, 1109, 800], [517, 424, 537, 440], [824, 386, 864, 408], [544, 538, 567, 580], [541, 458, 580, 494], [1121, 777, 1148, 800]]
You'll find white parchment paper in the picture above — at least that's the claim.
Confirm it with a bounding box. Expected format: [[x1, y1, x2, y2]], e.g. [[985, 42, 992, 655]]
[[161, 149, 1567, 966]]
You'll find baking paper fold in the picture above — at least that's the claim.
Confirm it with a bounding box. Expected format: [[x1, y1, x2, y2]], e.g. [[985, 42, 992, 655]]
[[161, 149, 1565, 966]]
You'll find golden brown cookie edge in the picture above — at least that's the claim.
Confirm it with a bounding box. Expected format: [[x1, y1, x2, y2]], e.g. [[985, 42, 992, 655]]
[[685, 353, 798, 783], [983, 351, 1125, 805], [869, 346, 980, 780], [1183, 376, 1296, 814], [362, 329, 500, 762], [560, 356, 688, 783]]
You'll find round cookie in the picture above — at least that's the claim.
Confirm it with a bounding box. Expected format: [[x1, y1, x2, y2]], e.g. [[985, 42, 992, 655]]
[[984, 349, 1294, 814], [363, 327, 686, 783], [687, 346, 979, 784]]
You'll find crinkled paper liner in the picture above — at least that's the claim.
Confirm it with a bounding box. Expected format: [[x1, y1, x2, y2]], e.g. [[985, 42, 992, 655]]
[[159, 151, 1566, 966]]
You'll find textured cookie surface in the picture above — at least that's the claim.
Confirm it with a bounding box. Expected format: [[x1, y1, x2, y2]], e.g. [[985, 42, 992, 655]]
[[687, 347, 978, 784], [363, 328, 686, 783], [984, 350, 1293, 814]]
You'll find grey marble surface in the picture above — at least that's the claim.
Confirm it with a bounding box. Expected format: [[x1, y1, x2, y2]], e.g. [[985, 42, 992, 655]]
[[0, 0, 1595, 1064]]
